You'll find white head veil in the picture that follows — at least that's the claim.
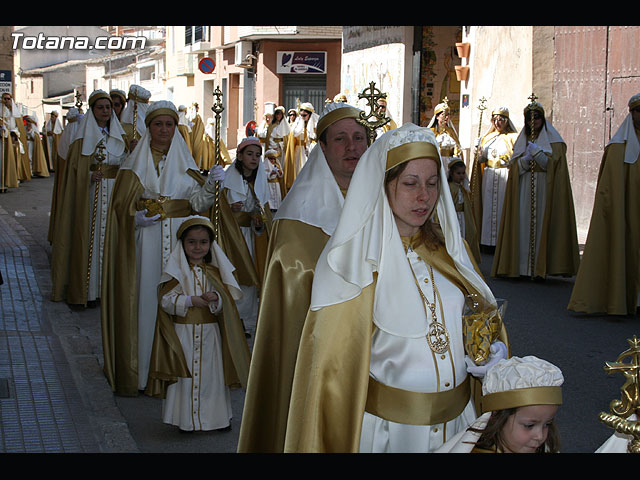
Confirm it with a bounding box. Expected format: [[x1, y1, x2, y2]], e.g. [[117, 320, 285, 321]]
[[119, 100, 197, 198], [310, 123, 496, 338], [160, 215, 242, 301], [607, 93, 640, 164]]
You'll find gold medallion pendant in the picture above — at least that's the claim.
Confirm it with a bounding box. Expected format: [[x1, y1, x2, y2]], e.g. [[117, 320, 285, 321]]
[[427, 321, 450, 354]]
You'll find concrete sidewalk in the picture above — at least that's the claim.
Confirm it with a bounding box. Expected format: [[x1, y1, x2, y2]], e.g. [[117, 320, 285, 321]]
[[0, 176, 137, 453]]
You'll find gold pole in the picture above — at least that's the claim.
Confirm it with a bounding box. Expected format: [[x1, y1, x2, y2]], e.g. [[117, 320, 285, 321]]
[[526, 92, 539, 280], [356, 81, 391, 144], [132, 98, 140, 141], [211, 85, 224, 242], [86, 140, 107, 299], [470, 96, 487, 222]]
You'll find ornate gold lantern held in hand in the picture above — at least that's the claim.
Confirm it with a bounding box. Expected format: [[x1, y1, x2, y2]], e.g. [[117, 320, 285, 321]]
[[462, 294, 507, 365], [598, 336, 640, 453]]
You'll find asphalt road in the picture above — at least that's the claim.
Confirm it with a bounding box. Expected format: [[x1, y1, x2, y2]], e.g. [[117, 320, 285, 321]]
[[2, 173, 638, 453]]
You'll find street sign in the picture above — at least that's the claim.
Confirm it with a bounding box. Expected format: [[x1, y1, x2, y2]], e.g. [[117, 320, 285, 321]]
[[198, 57, 216, 74]]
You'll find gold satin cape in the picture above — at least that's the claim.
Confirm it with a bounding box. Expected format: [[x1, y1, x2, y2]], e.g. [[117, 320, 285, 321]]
[[144, 266, 251, 398], [30, 130, 50, 177], [16, 121, 31, 182], [284, 238, 509, 453], [491, 142, 580, 278], [2, 132, 19, 188], [50, 136, 125, 305], [568, 138, 640, 315], [449, 181, 481, 264], [190, 115, 205, 169], [237, 219, 330, 453], [178, 125, 192, 154], [100, 167, 258, 395]]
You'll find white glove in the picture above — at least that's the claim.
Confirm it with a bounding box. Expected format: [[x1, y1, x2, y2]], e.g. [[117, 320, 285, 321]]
[[206, 165, 225, 185], [135, 209, 161, 228], [526, 141, 540, 156], [464, 341, 508, 379]]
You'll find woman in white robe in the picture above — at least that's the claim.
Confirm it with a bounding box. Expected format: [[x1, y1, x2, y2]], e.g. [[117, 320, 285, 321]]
[[101, 100, 226, 396], [153, 216, 248, 431], [50, 90, 128, 306], [472, 108, 518, 247], [285, 123, 508, 453]]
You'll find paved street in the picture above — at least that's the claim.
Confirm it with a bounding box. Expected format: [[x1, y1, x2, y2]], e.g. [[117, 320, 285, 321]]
[[0, 172, 638, 453]]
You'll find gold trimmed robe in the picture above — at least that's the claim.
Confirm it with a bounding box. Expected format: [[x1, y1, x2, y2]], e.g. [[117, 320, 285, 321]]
[[491, 142, 580, 278], [237, 219, 330, 452], [568, 137, 640, 315]]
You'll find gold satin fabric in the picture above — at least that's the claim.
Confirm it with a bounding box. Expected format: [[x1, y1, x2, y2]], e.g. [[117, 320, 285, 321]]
[[16, 121, 31, 182], [144, 265, 251, 399], [237, 219, 330, 453], [100, 169, 146, 396], [448, 182, 481, 264], [2, 133, 19, 188], [365, 375, 471, 425], [491, 142, 580, 278], [282, 131, 301, 194], [50, 137, 123, 305], [568, 138, 640, 314], [178, 125, 192, 154], [30, 131, 50, 178], [284, 236, 509, 453], [481, 386, 562, 413], [190, 115, 205, 169], [44, 131, 61, 171]]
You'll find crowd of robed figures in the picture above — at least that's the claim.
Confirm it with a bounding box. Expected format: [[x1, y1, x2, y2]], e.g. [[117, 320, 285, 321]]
[[39, 83, 640, 452]]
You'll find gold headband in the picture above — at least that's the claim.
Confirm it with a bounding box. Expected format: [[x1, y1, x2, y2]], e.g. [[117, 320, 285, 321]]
[[492, 109, 509, 118], [176, 217, 215, 240], [481, 386, 562, 414], [317, 106, 362, 138], [89, 91, 112, 108], [145, 107, 179, 127], [386, 141, 441, 171]]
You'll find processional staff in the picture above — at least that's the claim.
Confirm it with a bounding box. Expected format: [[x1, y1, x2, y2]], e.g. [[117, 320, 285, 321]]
[[87, 140, 107, 295], [211, 85, 224, 242], [356, 81, 391, 144], [526, 92, 538, 280], [75, 90, 83, 111], [470, 96, 487, 218]]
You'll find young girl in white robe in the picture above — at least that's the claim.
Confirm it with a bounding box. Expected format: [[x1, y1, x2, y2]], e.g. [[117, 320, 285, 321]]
[[146, 216, 250, 432]]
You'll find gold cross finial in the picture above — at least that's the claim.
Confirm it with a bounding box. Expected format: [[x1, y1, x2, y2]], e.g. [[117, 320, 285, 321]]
[[356, 81, 390, 143], [603, 336, 640, 418], [528, 92, 538, 105], [478, 96, 487, 111], [212, 85, 224, 116]]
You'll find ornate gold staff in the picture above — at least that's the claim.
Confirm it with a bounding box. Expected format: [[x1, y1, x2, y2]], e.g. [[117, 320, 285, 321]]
[[132, 94, 140, 141], [526, 92, 539, 279], [356, 81, 390, 144], [75, 90, 83, 111], [211, 85, 224, 242], [86, 139, 107, 296], [598, 336, 640, 453], [470, 96, 487, 223]]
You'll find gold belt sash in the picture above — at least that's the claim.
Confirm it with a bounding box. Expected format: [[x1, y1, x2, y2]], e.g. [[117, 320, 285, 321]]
[[136, 198, 192, 219], [90, 163, 120, 178], [365, 375, 470, 425], [487, 159, 509, 169], [174, 306, 218, 325], [267, 178, 280, 183]]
